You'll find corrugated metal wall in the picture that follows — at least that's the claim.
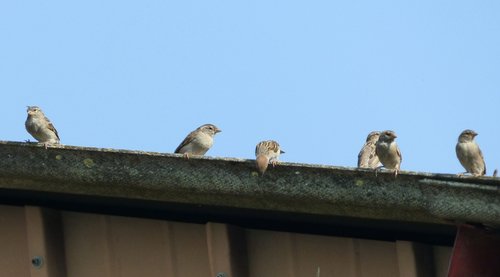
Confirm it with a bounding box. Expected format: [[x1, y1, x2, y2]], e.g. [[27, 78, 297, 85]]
[[0, 205, 451, 277]]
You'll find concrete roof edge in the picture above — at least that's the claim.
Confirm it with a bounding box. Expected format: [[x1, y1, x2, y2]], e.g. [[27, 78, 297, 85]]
[[0, 140, 498, 227]]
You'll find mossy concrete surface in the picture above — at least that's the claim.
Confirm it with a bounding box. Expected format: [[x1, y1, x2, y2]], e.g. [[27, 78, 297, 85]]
[[0, 141, 499, 226]]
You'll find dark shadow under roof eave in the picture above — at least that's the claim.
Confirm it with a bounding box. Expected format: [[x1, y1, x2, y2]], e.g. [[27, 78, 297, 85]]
[[0, 187, 457, 245]]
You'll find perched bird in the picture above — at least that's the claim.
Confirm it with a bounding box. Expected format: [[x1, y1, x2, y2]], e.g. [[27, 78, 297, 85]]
[[357, 131, 380, 169], [375, 130, 402, 177], [174, 124, 221, 158], [25, 106, 60, 148], [456, 129, 486, 177], [255, 140, 284, 175]]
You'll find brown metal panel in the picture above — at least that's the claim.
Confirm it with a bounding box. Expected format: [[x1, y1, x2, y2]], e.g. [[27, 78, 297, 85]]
[[396, 241, 418, 277], [206, 223, 248, 277], [207, 222, 231, 276], [62, 211, 211, 277], [247, 230, 297, 277], [247, 230, 447, 277], [433, 246, 451, 277], [25, 206, 67, 277], [287, 233, 359, 277], [396, 241, 434, 277], [62, 212, 112, 277], [105, 215, 180, 277], [0, 205, 454, 277], [0, 205, 30, 277], [165, 220, 211, 277], [354, 239, 399, 277], [247, 229, 364, 277]]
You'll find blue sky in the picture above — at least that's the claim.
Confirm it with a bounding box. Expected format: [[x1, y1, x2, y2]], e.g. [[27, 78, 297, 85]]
[[1, 1, 499, 175]]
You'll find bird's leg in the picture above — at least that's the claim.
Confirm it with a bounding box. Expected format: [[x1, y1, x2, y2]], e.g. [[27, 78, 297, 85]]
[[183, 153, 190, 159], [374, 166, 384, 177], [393, 169, 399, 178], [271, 160, 278, 167], [44, 142, 49, 149]]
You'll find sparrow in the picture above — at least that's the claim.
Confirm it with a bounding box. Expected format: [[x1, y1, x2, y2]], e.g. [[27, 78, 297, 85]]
[[174, 124, 221, 158], [25, 106, 60, 148], [375, 130, 402, 177], [255, 140, 284, 175], [357, 131, 380, 169], [456, 129, 486, 177]]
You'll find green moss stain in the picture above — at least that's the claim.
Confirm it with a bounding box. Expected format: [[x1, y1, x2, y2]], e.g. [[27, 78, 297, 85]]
[[83, 158, 95, 168], [355, 179, 364, 187]]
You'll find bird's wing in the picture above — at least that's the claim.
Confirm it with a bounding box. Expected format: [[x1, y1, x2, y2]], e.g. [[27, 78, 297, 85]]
[[255, 143, 261, 156], [255, 140, 280, 157], [397, 145, 402, 163], [45, 116, 60, 140], [267, 140, 281, 154], [175, 131, 196, 153], [357, 144, 369, 167], [479, 147, 486, 175]]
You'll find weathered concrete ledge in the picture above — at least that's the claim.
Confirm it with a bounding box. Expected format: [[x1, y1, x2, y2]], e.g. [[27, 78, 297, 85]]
[[0, 141, 499, 227]]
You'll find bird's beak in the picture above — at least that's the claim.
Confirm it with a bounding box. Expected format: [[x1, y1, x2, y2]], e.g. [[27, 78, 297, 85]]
[[393, 134, 398, 138], [280, 150, 285, 154], [215, 128, 222, 133]]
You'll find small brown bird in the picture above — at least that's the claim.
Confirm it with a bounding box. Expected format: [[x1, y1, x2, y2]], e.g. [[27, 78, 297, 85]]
[[174, 124, 221, 158], [375, 130, 402, 177], [255, 140, 284, 175], [456, 129, 486, 177], [25, 106, 60, 148], [357, 131, 380, 169]]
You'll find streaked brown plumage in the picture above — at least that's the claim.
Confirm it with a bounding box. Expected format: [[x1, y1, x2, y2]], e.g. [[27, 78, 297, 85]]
[[25, 106, 60, 148], [255, 140, 284, 175], [357, 131, 380, 169], [375, 130, 402, 176], [456, 129, 486, 176]]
